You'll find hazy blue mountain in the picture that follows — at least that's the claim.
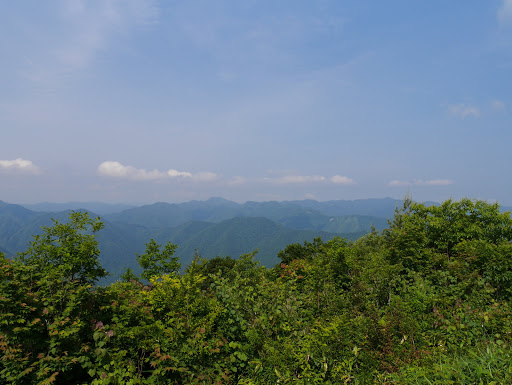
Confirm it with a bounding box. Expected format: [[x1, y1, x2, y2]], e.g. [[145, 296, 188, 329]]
[[287, 198, 439, 218], [172, 217, 348, 268], [105, 198, 240, 228], [2, 208, 153, 275], [20, 202, 137, 215], [151, 221, 214, 245], [95, 222, 152, 278], [286, 198, 402, 218], [3, 197, 451, 282], [0, 210, 103, 257], [0, 201, 43, 255], [104, 198, 389, 234], [0, 202, 359, 282], [105, 198, 324, 228], [0, 200, 40, 224]]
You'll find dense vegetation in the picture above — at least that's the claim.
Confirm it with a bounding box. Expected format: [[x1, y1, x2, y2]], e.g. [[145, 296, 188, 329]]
[[2, 198, 512, 384]]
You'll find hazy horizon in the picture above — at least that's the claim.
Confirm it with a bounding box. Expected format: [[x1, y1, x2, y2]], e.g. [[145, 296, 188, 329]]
[[4, 196, 510, 209], [6, 195, 402, 206]]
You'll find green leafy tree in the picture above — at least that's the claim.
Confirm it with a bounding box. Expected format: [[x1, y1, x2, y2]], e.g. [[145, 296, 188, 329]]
[[412, 198, 512, 257], [277, 236, 327, 265], [120, 266, 140, 283], [191, 255, 237, 289], [137, 238, 180, 281], [1, 212, 108, 384], [17, 211, 107, 285], [383, 198, 512, 272]]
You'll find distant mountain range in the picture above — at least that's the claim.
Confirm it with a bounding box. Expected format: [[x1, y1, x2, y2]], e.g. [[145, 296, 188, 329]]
[[103, 198, 391, 234], [20, 202, 136, 215], [6, 197, 491, 282]]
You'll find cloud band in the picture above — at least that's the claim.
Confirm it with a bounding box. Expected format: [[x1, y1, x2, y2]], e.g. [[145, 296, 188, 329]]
[[97, 161, 217, 182], [0, 158, 40, 174]]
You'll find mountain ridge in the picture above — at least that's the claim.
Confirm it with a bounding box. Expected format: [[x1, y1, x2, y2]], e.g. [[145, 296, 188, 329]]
[[0, 201, 366, 281]]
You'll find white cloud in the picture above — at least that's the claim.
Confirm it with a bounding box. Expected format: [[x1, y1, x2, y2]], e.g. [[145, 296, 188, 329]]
[[227, 176, 247, 185], [97, 161, 216, 182], [0, 158, 41, 174], [330, 175, 355, 185], [264, 174, 355, 185], [491, 99, 506, 111], [389, 179, 453, 187], [266, 175, 326, 184], [419, 179, 453, 186], [167, 169, 193, 178], [388, 180, 411, 187], [447, 103, 480, 118], [498, 0, 512, 24]]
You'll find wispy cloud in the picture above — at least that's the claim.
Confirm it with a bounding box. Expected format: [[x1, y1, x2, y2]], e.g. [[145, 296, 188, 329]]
[[62, 0, 159, 63], [97, 161, 217, 182], [447, 103, 480, 118], [330, 175, 355, 185], [388, 179, 453, 187], [491, 99, 506, 111], [267, 175, 326, 184], [419, 179, 453, 186], [0, 158, 41, 174], [21, 0, 159, 89], [264, 174, 355, 185], [227, 176, 247, 186], [498, 0, 512, 24], [388, 180, 411, 187]]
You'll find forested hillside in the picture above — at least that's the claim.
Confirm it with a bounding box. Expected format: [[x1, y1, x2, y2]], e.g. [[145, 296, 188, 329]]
[[168, 217, 342, 267], [2, 198, 512, 384]]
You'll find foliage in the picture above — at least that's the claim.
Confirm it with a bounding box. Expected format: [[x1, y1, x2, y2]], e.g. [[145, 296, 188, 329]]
[[0, 212, 107, 383], [17, 211, 107, 285], [137, 239, 180, 281], [2, 199, 512, 384]]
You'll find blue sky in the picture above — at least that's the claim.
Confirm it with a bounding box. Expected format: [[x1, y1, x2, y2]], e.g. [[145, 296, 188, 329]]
[[1, 0, 511, 205]]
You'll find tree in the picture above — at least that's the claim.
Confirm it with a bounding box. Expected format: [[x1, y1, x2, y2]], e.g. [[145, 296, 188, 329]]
[[1, 212, 108, 384], [17, 211, 107, 285], [277, 236, 327, 265], [137, 239, 180, 281], [191, 255, 237, 289], [383, 198, 512, 270]]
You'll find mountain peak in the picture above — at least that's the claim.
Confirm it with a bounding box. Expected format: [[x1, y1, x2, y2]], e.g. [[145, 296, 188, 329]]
[[206, 197, 235, 204]]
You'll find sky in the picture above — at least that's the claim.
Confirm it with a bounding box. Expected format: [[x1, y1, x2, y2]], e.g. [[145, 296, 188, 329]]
[[1, 0, 511, 205]]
